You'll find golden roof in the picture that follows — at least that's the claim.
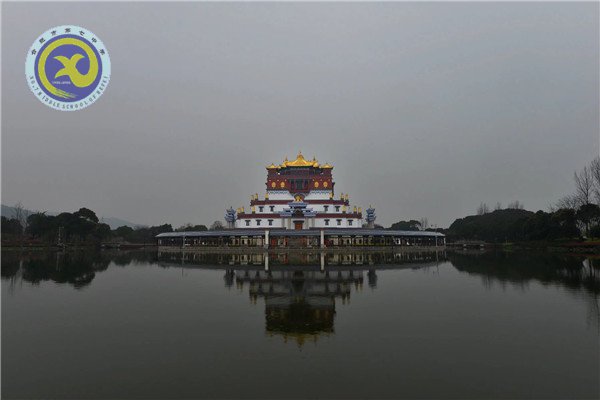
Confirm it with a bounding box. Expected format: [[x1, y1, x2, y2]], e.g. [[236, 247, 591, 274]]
[[266, 152, 333, 169], [284, 152, 318, 167]]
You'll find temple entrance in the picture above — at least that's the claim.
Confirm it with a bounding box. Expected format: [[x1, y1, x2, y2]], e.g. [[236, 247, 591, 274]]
[[294, 221, 303, 230]]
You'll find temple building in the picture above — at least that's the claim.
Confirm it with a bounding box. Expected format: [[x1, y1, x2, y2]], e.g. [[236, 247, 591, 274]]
[[226, 152, 368, 230], [156, 152, 446, 248]]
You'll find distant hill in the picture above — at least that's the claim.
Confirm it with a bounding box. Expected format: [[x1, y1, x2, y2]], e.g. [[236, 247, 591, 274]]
[[98, 217, 143, 230], [1, 204, 141, 230]]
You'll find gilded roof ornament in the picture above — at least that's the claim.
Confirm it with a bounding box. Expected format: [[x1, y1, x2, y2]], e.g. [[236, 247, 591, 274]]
[[277, 151, 322, 168]]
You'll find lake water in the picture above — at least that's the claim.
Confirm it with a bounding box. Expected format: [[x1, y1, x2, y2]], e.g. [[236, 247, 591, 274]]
[[2, 249, 598, 399]]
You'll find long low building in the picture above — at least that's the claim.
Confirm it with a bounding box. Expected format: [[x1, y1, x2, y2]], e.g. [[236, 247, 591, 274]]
[[156, 229, 445, 248]]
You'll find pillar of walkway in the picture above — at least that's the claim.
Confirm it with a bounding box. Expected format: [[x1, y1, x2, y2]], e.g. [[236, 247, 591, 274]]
[[264, 230, 269, 249], [320, 230, 325, 248]]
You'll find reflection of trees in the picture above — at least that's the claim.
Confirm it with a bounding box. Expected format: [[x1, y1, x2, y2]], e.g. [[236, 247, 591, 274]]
[[9, 251, 110, 289], [1, 252, 22, 278], [449, 251, 600, 328], [108, 250, 158, 267], [449, 251, 599, 295], [1, 250, 158, 289]]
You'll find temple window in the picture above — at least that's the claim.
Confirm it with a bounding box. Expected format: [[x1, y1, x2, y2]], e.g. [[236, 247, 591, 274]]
[[259, 206, 264, 212], [268, 220, 273, 226], [325, 219, 330, 226], [335, 206, 340, 212], [256, 220, 261, 226], [337, 219, 342, 226], [348, 220, 353, 226], [245, 220, 250, 226], [269, 206, 274, 212], [324, 205, 329, 212]]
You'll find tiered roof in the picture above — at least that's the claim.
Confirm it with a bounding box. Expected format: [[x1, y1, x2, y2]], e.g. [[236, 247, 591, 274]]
[[267, 152, 333, 170]]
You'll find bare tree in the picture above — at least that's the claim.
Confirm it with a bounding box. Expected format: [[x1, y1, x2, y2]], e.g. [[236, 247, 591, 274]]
[[476, 202, 490, 215], [507, 200, 524, 210], [210, 220, 224, 231], [12, 202, 28, 236], [590, 157, 600, 204], [494, 202, 502, 211], [556, 194, 580, 210], [419, 217, 429, 230], [574, 165, 594, 205]]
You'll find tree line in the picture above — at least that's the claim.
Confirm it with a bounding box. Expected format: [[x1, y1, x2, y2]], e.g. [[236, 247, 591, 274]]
[[1, 205, 226, 246], [390, 158, 600, 242]]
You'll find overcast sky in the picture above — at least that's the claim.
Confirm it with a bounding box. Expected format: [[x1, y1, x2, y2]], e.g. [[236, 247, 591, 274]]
[[2, 2, 599, 228]]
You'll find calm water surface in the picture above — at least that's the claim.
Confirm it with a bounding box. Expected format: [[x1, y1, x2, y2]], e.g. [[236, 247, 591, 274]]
[[2, 250, 599, 399]]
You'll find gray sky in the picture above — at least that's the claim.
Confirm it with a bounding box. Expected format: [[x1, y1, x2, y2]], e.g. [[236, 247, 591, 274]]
[[2, 2, 599, 228]]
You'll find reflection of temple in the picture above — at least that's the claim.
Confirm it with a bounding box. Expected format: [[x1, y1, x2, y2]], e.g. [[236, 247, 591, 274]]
[[155, 250, 448, 346], [236, 269, 362, 346], [158, 251, 446, 346], [156, 250, 446, 269]]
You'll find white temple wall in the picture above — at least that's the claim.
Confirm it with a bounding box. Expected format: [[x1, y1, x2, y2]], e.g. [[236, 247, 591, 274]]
[[303, 190, 333, 201], [235, 218, 285, 229], [255, 204, 287, 213], [235, 217, 362, 229], [264, 191, 294, 201], [254, 204, 352, 213]]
